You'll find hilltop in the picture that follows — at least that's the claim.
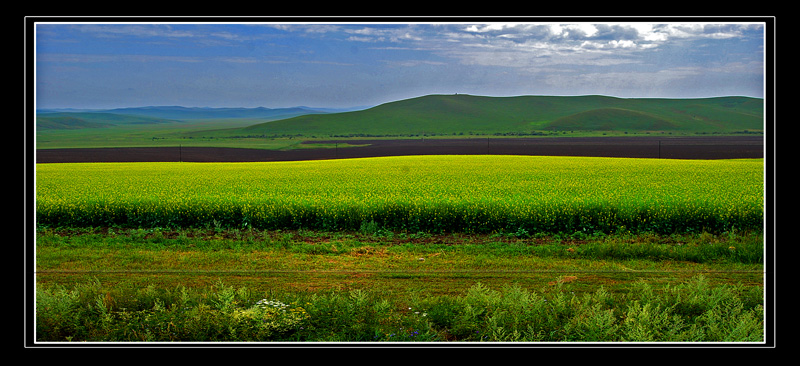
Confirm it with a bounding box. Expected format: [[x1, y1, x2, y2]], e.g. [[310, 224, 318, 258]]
[[235, 94, 764, 137]]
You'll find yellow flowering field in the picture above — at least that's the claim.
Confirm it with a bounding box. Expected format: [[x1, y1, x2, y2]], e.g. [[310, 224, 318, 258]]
[[35, 155, 764, 234]]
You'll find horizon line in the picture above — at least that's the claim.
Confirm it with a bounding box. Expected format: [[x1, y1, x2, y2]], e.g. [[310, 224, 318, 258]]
[[35, 93, 765, 111]]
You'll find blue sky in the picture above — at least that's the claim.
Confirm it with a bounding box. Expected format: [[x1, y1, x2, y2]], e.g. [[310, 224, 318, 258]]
[[34, 20, 767, 110]]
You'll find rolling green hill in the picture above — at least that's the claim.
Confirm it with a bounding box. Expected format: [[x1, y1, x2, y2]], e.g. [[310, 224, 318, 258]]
[[36, 112, 181, 130], [549, 108, 677, 131], [35, 94, 764, 149], [237, 94, 764, 137]]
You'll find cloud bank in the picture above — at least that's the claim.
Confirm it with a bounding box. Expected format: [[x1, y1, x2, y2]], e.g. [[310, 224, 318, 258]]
[[34, 21, 766, 109]]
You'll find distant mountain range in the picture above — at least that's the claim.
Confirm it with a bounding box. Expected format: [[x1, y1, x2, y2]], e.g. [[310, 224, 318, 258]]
[[34, 105, 349, 129]]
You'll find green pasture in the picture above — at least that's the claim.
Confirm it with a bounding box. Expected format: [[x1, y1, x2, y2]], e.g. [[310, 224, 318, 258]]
[[35, 118, 299, 150], [34, 227, 765, 342]]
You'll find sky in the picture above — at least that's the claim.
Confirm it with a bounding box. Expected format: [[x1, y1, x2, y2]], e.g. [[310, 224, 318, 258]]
[[33, 19, 768, 110]]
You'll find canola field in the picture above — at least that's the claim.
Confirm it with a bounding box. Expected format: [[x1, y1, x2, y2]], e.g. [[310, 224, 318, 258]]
[[35, 155, 764, 234]]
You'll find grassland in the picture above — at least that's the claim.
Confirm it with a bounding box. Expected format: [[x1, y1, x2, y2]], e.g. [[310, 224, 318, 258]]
[[236, 94, 764, 138], [33, 155, 766, 343], [35, 94, 764, 150], [35, 118, 296, 150], [35, 227, 764, 342]]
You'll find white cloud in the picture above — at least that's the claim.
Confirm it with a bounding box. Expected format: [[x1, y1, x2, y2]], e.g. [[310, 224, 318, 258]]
[[608, 39, 637, 48], [346, 36, 383, 42], [464, 23, 521, 33], [550, 24, 599, 38], [547, 24, 563, 36]]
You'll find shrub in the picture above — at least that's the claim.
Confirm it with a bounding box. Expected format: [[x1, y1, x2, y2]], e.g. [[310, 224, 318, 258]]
[[35, 276, 763, 342]]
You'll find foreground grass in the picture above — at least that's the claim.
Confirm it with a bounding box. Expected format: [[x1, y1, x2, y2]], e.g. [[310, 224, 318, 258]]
[[34, 227, 765, 343]]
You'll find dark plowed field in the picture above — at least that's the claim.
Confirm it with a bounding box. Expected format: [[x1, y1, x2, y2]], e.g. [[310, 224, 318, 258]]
[[36, 136, 764, 163]]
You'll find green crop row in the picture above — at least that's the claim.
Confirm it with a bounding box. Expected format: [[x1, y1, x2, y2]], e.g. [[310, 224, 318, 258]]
[[35, 155, 764, 235]]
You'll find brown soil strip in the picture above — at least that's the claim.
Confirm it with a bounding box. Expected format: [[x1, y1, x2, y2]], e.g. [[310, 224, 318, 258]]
[[35, 136, 764, 163]]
